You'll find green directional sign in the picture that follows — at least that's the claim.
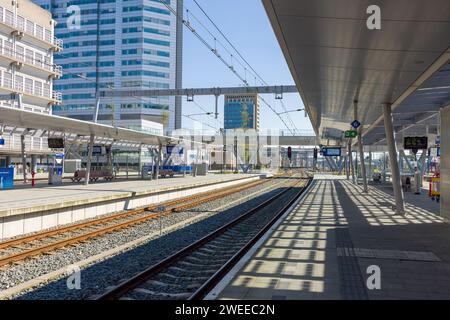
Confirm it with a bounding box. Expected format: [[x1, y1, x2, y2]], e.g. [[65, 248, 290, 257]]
[[345, 130, 357, 138]]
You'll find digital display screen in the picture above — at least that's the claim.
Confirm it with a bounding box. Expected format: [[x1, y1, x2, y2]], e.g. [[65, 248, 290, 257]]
[[92, 146, 102, 155], [322, 147, 341, 157], [404, 137, 428, 150], [47, 138, 64, 149]]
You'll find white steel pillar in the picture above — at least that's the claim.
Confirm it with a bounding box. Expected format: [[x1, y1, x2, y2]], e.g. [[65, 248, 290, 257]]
[[20, 134, 27, 183], [84, 134, 95, 186], [383, 103, 405, 215], [156, 143, 162, 181], [348, 141, 355, 183], [345, 155, 350, 179], [355, 100, 368, 193]]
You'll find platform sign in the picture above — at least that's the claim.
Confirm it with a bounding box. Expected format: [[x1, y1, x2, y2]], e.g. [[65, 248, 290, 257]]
[[345, 130, 357, 138], [166, 145, 175, 154], [0, 137, 4, 146], [322, 147, 341, 157], [430, 147, 440, 158], [404, 136, 428, 150], [351, 120, 361, 129]]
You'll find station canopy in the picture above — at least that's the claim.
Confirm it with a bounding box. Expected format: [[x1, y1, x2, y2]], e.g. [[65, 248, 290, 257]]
[[263, 0, 450, 146], [0, 106, 202, 148]]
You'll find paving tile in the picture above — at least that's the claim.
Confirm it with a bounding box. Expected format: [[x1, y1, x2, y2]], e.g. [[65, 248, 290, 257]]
[[217, 176, 450, 300]]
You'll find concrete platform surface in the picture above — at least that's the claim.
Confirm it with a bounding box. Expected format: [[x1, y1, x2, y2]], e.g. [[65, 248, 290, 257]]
[[0, 174, 260, 218], [215, 174, 450, 300]]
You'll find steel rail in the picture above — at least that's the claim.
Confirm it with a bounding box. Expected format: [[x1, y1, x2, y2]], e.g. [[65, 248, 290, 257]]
[[0, 179, 270, 267], [95, 177, 309, 300], [0, 179, 266, 251], [189, 178, 313, 300]]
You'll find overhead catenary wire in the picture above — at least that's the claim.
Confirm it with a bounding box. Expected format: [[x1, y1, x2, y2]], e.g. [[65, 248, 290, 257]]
[[191, 0, 299, 133], [157, 0, 297, 134]]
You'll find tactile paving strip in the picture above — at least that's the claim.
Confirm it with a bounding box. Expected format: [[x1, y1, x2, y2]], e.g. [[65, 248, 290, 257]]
[[337, 247, 441, 262], [335, 228, 369, 300]]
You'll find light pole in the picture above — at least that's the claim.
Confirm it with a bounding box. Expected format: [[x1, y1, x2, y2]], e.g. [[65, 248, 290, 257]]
[[276, 108, 307, 117]]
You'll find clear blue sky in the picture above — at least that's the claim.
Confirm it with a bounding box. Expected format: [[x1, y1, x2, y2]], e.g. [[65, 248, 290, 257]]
[[180, 0, 313, 133]]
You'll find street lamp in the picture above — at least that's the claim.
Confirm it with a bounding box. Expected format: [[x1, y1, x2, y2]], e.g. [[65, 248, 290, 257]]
[[276, 108, 308, 118], [184, 112, 213, 117]]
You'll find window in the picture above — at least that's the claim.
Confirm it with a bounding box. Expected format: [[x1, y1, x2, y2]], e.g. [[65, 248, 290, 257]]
[[17, 16, 25, 31], [34, 81, 43, 96], [4, 41, 13, 57], [35, 53, 43, 68], [25, 78, 33, 94], [26, 20, 34, 35], [3, 72, 12, 89], [43, 83, 51, 98], [36, 25, 44, 40], [25, 49, 33, 65], [16, 45, 24, 61], [14, 75, 23, 92]]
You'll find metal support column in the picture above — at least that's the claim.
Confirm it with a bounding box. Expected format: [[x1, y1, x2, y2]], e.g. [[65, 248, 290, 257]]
[[93, 95, 100, 123], [84, 134, 95, 186], [348, 141, 355, 183], [214, 94, 219, 119], [20, 134, 27, 183], [345, 155, 350, 179], [383, 103, 405, 215], [355, 100, 368, 193], [156, 143, 162, 180], [31, 154, 37, 174], [368, 151, 372, 182]]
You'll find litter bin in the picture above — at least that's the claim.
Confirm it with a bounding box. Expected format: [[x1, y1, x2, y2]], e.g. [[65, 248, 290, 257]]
[[48, 166, 63, 185]]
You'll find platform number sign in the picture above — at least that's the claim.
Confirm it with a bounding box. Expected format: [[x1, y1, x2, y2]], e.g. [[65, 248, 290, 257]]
[[345, 130, 357, 138], [351, 120, 361, 129]]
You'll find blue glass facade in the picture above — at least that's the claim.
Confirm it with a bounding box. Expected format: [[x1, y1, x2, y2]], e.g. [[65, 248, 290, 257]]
[[32, 0, 179, 131], [224, 94, 260, 131]]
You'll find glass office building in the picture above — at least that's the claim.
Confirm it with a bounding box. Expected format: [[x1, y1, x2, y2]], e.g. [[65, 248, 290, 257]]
[[224, 93, 260, 131], [33, 0, 183, 133]]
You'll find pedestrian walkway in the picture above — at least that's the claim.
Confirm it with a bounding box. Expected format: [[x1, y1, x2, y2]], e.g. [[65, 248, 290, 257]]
[[215, 174, 450, 300]]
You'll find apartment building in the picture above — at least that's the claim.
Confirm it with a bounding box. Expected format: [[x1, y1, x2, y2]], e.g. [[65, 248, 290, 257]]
[[34, 0, 183, 134], [0, 0, 62, 165]]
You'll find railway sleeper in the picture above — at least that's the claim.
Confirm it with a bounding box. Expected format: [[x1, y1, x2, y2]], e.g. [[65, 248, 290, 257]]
[[132, 288, 191, 300]]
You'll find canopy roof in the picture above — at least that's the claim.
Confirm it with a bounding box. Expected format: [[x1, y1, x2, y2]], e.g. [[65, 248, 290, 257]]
[[263, 0, 450, 145]]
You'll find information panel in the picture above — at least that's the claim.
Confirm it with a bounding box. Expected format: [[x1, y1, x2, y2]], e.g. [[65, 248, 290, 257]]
[[322, 147, 341, 157], [404, 136, 428, 150], [48, 138, 64, 149]]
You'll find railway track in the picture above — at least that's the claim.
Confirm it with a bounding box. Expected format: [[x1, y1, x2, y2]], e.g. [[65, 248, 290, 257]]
[[0, 177, 277, 268], [95, 177, 311, 300]]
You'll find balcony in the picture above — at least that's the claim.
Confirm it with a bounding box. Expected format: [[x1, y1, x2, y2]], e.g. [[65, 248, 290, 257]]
[[0, 45, 63, 79], [0, 7, 63, 52], [0, 72, 62, 106]]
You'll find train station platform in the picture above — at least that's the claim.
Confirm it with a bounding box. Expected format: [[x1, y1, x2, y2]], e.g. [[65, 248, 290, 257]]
[[0, 173, 264, 240], [211, 174, 450, 300]]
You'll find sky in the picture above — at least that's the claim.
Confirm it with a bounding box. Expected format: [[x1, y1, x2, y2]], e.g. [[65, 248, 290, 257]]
[[179, 0, 314, 134]]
